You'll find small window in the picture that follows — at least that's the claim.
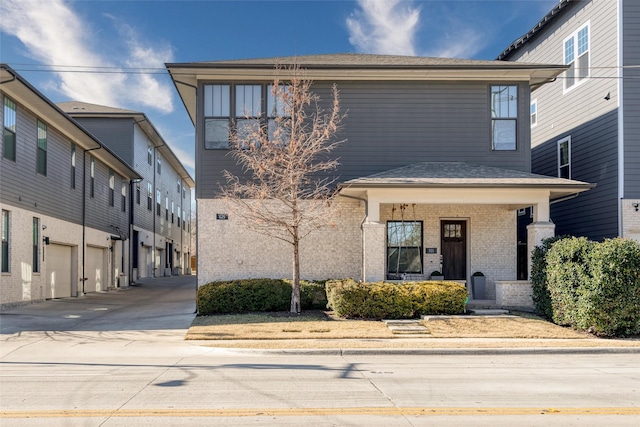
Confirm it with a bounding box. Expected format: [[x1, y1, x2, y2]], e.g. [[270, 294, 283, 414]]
[[147, 182, 153, 211], [182, 211, 186, 230], [121, 180, 127, 212], [171, 201, 175, 223], [387, 221, 423, 276], [182, 186, 186, 199], [90, 157, 95, 198], [165, 197, 169, 221], [109, 170, 115, 207], [177, 179, 181, 193], [147, 146, 152, 165], [530, 100, 537, 127], [2, 210, 9, 273], [156, 190, 161, 216], [71, 145, 76, 189], [36, 120, 47, 175], [558, 137, 571, 179], [136, 182, 141, 205], [177, 206, 181, 227], [3, 97, 17, 161], [491, 85, 518, 151], [564, 23, 590, 90], [157, 158, 162, 175], [32, 217, 39, 273]]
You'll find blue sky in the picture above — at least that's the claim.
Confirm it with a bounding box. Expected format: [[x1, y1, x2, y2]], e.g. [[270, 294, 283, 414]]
[[0, 0, 558, 179]]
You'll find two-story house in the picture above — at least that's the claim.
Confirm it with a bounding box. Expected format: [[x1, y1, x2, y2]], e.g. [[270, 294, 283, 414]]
[[58, 102, 195, 279], [1, 64, 141, 308], [166, 54, 593, 305], [498, 0, 640, 243]]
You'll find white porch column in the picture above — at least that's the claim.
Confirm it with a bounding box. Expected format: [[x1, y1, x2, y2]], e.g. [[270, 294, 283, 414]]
[[526, 200, 555, 277], [362, 221, 385, 282]]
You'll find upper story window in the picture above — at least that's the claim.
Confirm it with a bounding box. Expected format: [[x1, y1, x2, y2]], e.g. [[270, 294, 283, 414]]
[[32, 217, 39, 273], [564, 23, 590, 91], [108, 170, 115, 207], [530, 99, 537, 127], [177, 206, 181, 227], [36, 120, 47, 176], [71, 145, 76, 189], [156, 189, 161, 216], [558, 136, 571, 179], [136, 182, 141, 205], [147, 146, 152, 165], [147, 182, 153, 211], [90, 157, 95, 198], [177, 179, 181, 193], [203, 83, 290, 149], [490, 85, 517, 151], [2, 210, 9, 273], [165, 196, 169, 221], [121, 180, 127, 212], [3, 97, 17, 161], [157, 158, 162, 175]]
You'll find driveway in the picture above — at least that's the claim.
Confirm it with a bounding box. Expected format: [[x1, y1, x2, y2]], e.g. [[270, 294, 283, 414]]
[[0, 276, 197, 336]]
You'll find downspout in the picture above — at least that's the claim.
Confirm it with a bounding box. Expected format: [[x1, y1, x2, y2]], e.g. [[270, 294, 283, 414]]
[[338, 192, 368, 282], [617, 0, 624, 236], [82, 146, 101, 295]]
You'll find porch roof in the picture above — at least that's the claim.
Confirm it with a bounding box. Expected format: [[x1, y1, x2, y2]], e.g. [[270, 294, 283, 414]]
[[339, 162, 594, 200]]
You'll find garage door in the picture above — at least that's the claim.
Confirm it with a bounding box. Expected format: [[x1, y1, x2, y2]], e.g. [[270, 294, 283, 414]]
[[86, 246, 106, 293], [46, 244, 73, 299]]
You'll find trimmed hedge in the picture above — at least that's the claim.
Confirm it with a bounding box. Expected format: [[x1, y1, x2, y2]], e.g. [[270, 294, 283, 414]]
[[531, 235, 567, 319], [533, 236, 640, 337], [196, 279, 329, 315], [325, 279, 468, 319]]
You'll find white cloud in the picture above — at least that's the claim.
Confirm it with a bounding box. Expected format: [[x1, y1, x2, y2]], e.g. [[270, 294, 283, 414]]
[[0, 0, 174, 113], [346, 0, 420, 56]]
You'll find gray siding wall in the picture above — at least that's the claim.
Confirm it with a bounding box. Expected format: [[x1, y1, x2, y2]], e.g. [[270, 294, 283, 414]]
[[196, 80, 532, 199], [1, 95, 82, 223], [623, 0, 640, 198], [74, 117, 135, 167], [532, 110, 619, 240], [84, 155, 129, 237]]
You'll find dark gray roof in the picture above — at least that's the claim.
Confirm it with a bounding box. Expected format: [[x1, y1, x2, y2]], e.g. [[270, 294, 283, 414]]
[[341, 162, 593, 189]]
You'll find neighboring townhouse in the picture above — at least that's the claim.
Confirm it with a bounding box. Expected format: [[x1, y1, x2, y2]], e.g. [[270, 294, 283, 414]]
[[498, 0, 640, 243], [166, 53, 593, 306], [1, 64, 141, 308], [58, 102, 195, 279]]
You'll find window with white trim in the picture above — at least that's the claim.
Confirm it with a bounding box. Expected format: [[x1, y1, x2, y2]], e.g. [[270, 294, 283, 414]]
[[2, 210, 9, 273], [491, 85, 518, 151], [36, 120, 47, 176], [530, 99, 537, 127], [108, 170, 115, 207], [564, 23, 590, 90], [3, 97, 17, 161], [558, 136, 571, 179], [387, 221, 423, 276], [32, 217, 39, 273]]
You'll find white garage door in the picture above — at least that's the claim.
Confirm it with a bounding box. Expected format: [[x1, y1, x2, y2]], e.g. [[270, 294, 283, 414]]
[[86, 246, 106, 293], [46, 244, 72, 299]]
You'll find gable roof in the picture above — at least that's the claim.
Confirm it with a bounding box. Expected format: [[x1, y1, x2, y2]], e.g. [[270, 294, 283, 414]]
[[167, 53, 568, 125], [58, 101, 194, 187], [497, 0, 575, 60], [339, 162, 594, 200]]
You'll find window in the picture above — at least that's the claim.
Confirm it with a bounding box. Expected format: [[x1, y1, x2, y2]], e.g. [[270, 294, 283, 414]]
[[156, 190, 161, 216], [136, 182, 141, 205], [121, 180, 127, 212], [204, 84, 231, 149], [90, 157, 95, 198], [171, 201, 175, 223], [491, 85, 518, 151], [387, 221, 423, 276], [177, 206, 181, 227], [165, 197, 169, 221], [182, 210, 186, 230], [177, 179, 181, 193], [157, 158, 162, 175], [3, 97, 16, 161], [2, 210, 9, 273], [108, 170, 115, 207], [32, 217, 39, 273], [267, 84, 291, 144], [530, 100, 537, 127], [147, 146, 152, 165], [71, 145, 76, 189], [564, 23, 590, 90], [36, 120, 47, 175], [235, 84, 262, 148], [558, 137, 571, 179], [147, 182, 153, 211]]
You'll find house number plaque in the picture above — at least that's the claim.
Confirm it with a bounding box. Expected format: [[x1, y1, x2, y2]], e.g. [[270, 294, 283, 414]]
[[216, 213, 228, 220]]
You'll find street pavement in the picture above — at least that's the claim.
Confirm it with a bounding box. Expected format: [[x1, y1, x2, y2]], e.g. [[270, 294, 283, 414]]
[[1, 275, 639, 426]]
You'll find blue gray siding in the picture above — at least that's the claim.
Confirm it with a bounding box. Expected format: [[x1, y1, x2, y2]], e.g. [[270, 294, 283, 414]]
[[196, 80, 532, 199], [74, 118, 135, 167], [531, 110, 619, 240], [623, 0, 640, 198]]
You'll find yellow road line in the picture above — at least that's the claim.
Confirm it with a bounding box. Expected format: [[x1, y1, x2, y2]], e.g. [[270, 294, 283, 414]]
[[2, 407, 639, 418]]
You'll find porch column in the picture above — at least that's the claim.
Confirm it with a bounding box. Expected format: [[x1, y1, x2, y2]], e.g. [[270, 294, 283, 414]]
[[362, 221, 385, 282], [526, 200, 555, 277]]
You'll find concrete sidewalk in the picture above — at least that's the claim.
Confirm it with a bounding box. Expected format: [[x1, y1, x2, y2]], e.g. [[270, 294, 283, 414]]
[[1, 275, 638, 356]]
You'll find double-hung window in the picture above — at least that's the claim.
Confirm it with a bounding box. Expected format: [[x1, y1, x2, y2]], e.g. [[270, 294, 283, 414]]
[[177, 206, 181, 227], [171, 201, 175, 223], [235, 84, 262, 148], [108, 170, 115, 207], [136, 182, 141, 205], [165, 197, 169, 221], [90, 157, 95, 198], [491, 85, 518, 151], [121, 180, 127, 212], [36, 120, 47, 175], [387, 221, 423, 276], [3, 97, 17, 161], [558, 137, 571, 179], [147, 182, 153, 211], [204, 84, 231, 149], [564, 23, 590, 90], [32, 217, 39, 273], [71, 145, 76, 189], [147, 146, 152, 165], [530, 99, 538, 127], [156, 190, 161, 216], [1, 210, 9, 273]]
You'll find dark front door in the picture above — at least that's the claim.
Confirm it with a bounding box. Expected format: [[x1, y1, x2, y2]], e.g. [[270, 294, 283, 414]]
[[441, 220, 467, 280]]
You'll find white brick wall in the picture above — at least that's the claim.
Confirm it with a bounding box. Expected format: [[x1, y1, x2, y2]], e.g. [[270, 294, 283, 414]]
[[622, 199, 640, 243], [496, 280, 534, 311]]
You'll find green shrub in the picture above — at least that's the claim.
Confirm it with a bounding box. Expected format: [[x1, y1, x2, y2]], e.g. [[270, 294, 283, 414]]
[[325, 279, 467, 319], [530, 235, 567, 319], [580, 238, 640, 337], [545, 236, 593, 327], [300, 280, 329, 310], [197, 279, 291, 315]]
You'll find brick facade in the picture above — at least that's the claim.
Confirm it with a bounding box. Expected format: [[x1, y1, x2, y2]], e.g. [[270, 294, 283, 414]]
[[622, 199, 640, 242]]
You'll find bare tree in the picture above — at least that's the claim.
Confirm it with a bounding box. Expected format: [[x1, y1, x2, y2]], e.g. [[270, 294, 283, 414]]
[[222, 67, 345, 314]]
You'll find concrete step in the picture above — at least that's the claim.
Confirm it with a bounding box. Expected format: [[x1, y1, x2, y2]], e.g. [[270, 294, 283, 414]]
[[468, 309, 511, 316], [383, 319, 430, 335], [466, 299, 500, 309]]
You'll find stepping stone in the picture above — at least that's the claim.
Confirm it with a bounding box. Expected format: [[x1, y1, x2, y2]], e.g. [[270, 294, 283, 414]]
[[383, 319, 430, 335], [468, 309, 510, 316]]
